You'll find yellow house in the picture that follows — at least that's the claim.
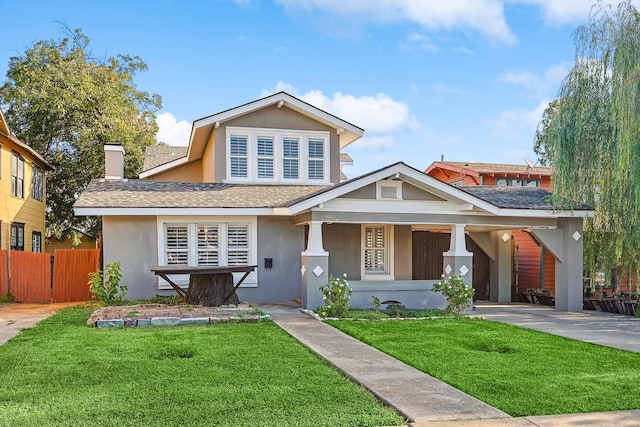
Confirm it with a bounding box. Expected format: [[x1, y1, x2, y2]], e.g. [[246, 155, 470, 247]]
[[0, 109, 54, 252]]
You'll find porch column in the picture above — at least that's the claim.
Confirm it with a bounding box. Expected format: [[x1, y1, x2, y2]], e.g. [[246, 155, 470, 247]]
[[490, 231, 513, 303], [443, 224, 474, 306], [301, 221, 329, 310]]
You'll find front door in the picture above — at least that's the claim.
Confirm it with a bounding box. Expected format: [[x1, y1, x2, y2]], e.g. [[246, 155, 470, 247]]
[[412, 231, 490, 301]]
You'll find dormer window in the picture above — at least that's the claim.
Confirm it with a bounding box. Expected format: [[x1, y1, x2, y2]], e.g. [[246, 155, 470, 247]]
[[308, 139, 324, 180], [230, 135, 248, 178], [283, 138, 299, 179], [226, 127, 329, 184], [257, 137, 274, 179]]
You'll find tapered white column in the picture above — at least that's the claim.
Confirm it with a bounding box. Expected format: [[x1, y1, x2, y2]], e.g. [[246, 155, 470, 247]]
[[301, 221, 328, 310]]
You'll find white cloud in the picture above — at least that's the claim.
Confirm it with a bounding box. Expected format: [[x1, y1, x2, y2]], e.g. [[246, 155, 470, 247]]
[[276, 0, 516, 44], [261, 82, 420, 134], [500, 62, 571, 96], [349, 135, 396, 150], [488, 98, 550, 140], [156, 112, 191, 146], [398, 32, 438, 52], [512, 0, 640, 26]]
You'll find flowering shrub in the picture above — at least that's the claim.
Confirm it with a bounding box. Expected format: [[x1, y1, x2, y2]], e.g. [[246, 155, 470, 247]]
[[432, 275, 475, 315], [317, 274, 353, 318]]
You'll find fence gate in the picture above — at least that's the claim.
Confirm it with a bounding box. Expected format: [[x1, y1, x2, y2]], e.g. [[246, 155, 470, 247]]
[[52, 249, 101, 303], [10, 250, 52, 303]]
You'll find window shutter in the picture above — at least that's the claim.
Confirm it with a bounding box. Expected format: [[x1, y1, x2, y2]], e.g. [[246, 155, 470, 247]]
[[165, 225, 189, 265], [227, 225, 249, 265], [197, 224, 219, 266]]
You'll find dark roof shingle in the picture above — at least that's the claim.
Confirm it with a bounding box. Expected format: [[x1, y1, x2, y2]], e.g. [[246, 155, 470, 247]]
[[74, 179, 328, 209], [457, 186, 591, 210]]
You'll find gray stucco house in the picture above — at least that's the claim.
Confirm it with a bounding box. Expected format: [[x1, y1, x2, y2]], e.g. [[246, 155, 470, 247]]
[[74, 92, 593, 311]]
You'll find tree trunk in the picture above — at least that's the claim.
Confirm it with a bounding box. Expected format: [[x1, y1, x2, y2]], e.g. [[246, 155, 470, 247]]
[[185, 273, 240, 306]]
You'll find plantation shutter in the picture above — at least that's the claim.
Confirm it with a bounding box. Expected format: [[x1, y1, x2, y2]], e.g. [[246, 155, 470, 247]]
[[197, 224, 219, 266], [165, 225, 189, 265], [227, 225, 249, 266]]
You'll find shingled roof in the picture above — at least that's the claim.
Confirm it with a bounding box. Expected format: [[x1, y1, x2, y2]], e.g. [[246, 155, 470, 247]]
[[74, 179, 328, 209], [430, 161, 552, 176], [456, 186, 591, 210], [143, 145, 188, 171]]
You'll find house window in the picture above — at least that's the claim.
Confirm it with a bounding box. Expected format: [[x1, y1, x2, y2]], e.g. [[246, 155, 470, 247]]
[[256, 136, 274, 179], [227, 225, 249, 265], [376, 180, 403, 200], [165, 225, 189, 265], [496, 178, 507, 187], [308, 138, 324, 180], [32, 166, 44, 201], [159, 219, 257, 289], [11, 152, 25, 198], [163, 222, 252, 267], [525, 179, 539, 187], [362, 224, 394, 280], [230, 135, 248, 178], [283, 138, 299, 179], [32, 232, 42, 253], [197, 224, 219, 266], [10, 223, 24, 251], [226, 127, 329, 184]]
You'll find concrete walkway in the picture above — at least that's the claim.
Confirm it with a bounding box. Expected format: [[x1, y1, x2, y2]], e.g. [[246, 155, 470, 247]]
[[0, 302, 81, 345]]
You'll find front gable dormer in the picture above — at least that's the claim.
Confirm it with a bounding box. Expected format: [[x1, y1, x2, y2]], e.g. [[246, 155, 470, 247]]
[[141, 92, 363, 185]]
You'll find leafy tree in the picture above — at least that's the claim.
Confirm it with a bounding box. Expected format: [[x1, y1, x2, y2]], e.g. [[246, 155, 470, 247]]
[[0, 27, 161, 240], [534, 1, 640, 284]]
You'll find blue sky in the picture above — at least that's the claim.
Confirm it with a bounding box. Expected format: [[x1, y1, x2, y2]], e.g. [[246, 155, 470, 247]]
[[2, 0, 637, 178]]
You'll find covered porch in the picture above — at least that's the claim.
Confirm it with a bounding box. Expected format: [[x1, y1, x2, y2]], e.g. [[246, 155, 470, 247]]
[[286, 163, 592, 313]]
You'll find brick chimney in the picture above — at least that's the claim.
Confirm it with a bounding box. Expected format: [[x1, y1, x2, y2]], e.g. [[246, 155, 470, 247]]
[[104, 143, 125, 180]]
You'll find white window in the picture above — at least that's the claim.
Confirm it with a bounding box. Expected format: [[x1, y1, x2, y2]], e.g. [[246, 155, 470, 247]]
[[283, 138, 299, 179], [197, 224, 219, 266], [165, 225, 189, 265], [308, 138, 324, 180], [361, 224, 394, 280], [256, 136, 274, 179], [376, 180, 403, 200], [226, 127, 329, 184], [227, 225, 249, 265], [230, 135, 248, 178], [158, 218, 257, 289], [11, 152, 25, 198]]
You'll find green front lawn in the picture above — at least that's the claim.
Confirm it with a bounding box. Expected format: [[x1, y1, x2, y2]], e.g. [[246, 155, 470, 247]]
[[328, 317, 640, 417], [0, 306, 404, 426]]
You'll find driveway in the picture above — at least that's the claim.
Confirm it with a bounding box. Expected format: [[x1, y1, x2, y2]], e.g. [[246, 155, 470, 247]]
[[0, 302, 82, 345], [474, 302, 640, 352]]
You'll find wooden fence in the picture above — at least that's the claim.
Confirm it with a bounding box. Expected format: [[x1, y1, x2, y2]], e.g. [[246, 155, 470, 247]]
[[0, 249, 101, 303], [0, 250, 8, 296], [10, 251, 52, 303], [52, 249, 100, 303]]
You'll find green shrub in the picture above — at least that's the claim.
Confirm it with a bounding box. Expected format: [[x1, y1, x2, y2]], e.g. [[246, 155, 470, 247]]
[[88, 261, 127, 305], [0, 293, 15, 304], [317, 274, 353, 318], [432, 275, 475, 315]]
